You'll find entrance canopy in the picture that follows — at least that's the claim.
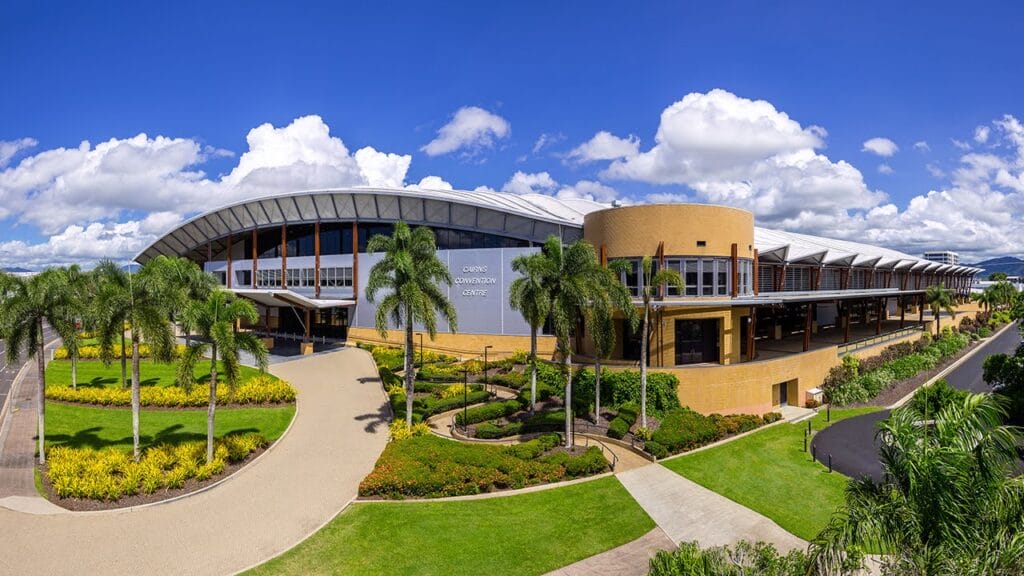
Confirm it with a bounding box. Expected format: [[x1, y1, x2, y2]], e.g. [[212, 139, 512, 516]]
[[229, 288, 355, 310]]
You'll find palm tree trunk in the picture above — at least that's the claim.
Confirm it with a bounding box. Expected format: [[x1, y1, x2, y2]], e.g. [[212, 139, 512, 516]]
[[120, 329, 128, 388], [36, 322, 46, 465], [405, 306, 414, 428], [529, 327, 537, 413], [131, 333, 141, 461], [207, 344, 217, 463], [594, 358, 601, 424], [71, 354, 77, 390], [563, 340, 572, 449], [640, 304, 650, 429]]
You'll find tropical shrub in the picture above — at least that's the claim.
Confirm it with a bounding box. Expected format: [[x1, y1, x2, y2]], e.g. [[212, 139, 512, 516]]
[[508, 350, 530, 365], [644, 440, 668, 459], [616, 402, 639, 425], [909, 379, 967, 417], [651, 408, 722, 453], [45, 374, 295, 407], [572, 368, 680, 415], [46, 432, 266, 500], [416, 363, 464, 382], [606, 417, 630, 439], [473, 410, 565, 439], [489, 370, 527, 389], [357, 433, 607, 498], [650, 540, 818, 576]]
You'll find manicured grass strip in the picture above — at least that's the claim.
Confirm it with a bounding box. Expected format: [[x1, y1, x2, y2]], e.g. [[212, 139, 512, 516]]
[[661, 407, 879, 540], [46, 359, 264, 389], [247, 476, 654, 576], [44, 401, 295, 452]]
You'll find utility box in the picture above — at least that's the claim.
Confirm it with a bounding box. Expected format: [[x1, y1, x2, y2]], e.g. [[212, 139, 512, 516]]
[[806, 387, 824, 405]]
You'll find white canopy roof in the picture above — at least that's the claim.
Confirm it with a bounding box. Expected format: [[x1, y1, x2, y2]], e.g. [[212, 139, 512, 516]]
[[229, 289, 354, 310]]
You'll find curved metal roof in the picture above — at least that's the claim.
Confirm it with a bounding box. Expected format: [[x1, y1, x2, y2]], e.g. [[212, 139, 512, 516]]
[[137, 187, 982, 278], [754, 227, 981, 276], [136, 187, 601, 263]]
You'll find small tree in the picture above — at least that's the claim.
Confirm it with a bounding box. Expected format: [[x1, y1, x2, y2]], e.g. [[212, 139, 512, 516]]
[[365, 221, 457, 427], [178, 290, 268, 463], [925, 283, 956, 336], [611, 256, 682, 429]]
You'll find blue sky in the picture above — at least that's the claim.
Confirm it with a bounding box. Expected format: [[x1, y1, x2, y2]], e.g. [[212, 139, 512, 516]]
[[2, 1, 1023, 268]]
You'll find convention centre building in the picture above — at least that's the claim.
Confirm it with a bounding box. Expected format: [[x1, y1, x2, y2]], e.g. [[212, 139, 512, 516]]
[[137, 188, 980, 414]]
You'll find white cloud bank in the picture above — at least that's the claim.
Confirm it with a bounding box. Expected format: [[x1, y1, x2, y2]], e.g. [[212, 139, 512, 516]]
[[862, 137, 899, 157]]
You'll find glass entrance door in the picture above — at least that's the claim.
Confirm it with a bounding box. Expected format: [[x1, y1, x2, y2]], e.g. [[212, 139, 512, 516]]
[[674, 319, 720, 365]]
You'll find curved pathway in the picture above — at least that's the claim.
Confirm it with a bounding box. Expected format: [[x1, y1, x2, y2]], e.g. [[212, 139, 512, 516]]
[[0, 346, 389, 576], [813, 323, 1020, 481]]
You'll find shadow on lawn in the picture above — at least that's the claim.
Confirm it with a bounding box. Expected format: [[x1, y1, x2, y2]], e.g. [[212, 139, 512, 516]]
[[48, 424, 260, 451]]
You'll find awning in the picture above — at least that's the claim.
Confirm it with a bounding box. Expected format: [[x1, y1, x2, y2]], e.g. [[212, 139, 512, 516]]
[[229, 289, 355, 310], [647, 288, 929, 308]]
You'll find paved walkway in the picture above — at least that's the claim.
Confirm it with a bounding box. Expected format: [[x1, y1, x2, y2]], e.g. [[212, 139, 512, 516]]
[[0, 347, 389, 576], [616, 464, 806, 552], [544, 527, 676, 576]]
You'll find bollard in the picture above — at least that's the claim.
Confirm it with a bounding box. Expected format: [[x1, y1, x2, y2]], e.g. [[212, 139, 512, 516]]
[[828, 453, 833, 473], [803, 433, 807, 453], [812, 444, 816, 461], [807, 420, 812, 436], [827, 404, 831, 422]]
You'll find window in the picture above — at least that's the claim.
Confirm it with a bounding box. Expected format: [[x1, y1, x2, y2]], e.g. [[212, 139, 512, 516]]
[[759, 264, 775, 293], [620, 259, 640, 297], [684, 260, 698, 296], [717, 260, 729, 296], [320, 267, 353, 288], [256, 268, 282, 288], [665, 259, 682, 296], [701, 259, 714, 296]]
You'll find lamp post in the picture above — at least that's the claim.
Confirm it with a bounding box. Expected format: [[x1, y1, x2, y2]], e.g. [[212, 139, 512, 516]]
[[418, 333, 424, 367], [483, 345, 493, 393]]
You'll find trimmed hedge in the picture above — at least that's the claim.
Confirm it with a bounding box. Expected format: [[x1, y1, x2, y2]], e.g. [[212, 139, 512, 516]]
[[53, 343, 187, 361], [45, 374, 295, 407], [490, 371, 528, 389], [474, 410, 565, 439], [607, 417, 630, 440], [454, 399, 522, 426], [358, 433, 608, 498], [648, 408, 779, 457]]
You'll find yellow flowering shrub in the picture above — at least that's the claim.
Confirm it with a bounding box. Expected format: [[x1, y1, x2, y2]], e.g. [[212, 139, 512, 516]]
[[45, 374, 296, 407], [439, 383, 468, 399], [53, 344, 188, 360], [388, 420, 431, 441], [45, 432, 267, 500]]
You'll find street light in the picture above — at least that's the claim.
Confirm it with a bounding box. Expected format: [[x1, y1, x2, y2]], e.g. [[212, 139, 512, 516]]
[[483, 345, 494, 393]]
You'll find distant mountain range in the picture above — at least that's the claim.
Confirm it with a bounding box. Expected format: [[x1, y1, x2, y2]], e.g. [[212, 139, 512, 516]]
[[965, 256, 1024, 279], [1, 266, 31, 273]]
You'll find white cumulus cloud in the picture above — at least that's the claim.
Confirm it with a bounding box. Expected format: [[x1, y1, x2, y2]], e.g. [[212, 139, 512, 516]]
[[421, 106, 510, 157], [878, 163, 894, 174], [566, 131, 640, 163], [0, 137, 37, 168], [974, 125, 991, 143], [502, 171, 558, 195], [913, 141, 930, 152], [862, 137, 899, 157]]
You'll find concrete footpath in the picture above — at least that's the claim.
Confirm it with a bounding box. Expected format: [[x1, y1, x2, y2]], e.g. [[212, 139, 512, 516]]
[[0, 347, 389, 576]]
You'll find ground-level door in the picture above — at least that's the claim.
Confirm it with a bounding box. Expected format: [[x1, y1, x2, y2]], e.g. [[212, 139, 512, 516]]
[[674, 319, 720, 365], [278, 306, 349, 340], [772, 380, 797, 407]]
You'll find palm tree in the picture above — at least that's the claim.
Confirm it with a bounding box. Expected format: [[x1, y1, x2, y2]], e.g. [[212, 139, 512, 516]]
[[94, 260, 176, 461], [537, 237, 630, 448], [0, 269, 77, 465], [811, 393, 1024, 575], [55, 265, 89, 390], [509, 251, 553, 413], [611, 255, 682, 429], [145, 255, 217, 345], [365, 221, 457, 427], [178, 290, 268, 462], [925, 283, 956, 336]]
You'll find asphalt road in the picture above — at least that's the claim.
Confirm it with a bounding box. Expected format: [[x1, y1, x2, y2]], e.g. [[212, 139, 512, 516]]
[[812, 323, 1021, 481]]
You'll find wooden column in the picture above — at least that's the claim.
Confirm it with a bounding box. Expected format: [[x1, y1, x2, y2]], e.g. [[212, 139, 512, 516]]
[[752, 249, 759, 295], [843, 304, 851, 343], [226, 234, 233, 288], [730, 243, 739, 298], [803, 303, 812, 351], [747, 307, 756, 360], [841, 268, 850, 290], [280, 224, 288, 289], [351, 221, 359, 298], [919, 294, 925, 324], [900, 297, 906, 328], [875, 298, 883, 335], [304, 308, 311, 342], [251, 228, 258, 288], [599, 243, 607, 267], [775, 264, 787, 292], [314, 221, 321, 298]]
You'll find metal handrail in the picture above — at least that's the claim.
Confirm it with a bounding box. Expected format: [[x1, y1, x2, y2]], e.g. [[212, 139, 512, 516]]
[[579, 434, 619, 471], [837, 325, 924, 356]]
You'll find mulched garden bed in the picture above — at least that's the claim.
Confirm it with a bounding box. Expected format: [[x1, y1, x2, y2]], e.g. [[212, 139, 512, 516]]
[[38, 446, 267, 512], [48, 399, 295, 411]]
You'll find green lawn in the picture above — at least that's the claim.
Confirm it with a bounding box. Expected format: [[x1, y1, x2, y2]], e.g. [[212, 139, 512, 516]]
[[246, 477, 654, 576], [45, 401, 295, 452], [46, 359, 263, 389], [661, 407, 879, 540]]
